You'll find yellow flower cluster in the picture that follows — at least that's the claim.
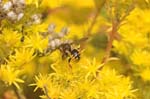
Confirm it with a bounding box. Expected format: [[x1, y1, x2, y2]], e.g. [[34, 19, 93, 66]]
[[24, 33, 48, 53], [7, 48, 36, 68], [0, 65, 24, 89], [0, 0, 142, 98], [113, 7, 150, 81], [32, 58, 136, 99], [0, 28, 21, 49]]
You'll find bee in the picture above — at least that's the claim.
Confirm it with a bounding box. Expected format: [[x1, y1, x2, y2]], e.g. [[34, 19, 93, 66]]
[[59, 43, 80, 63], [59, 37, 88, 63], [38, 37, 88, 65]]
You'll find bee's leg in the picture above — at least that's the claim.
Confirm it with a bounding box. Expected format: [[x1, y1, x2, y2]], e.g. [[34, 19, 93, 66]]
[[67, 57, 73, 75], [68, 58, 72, 69], [62, 53, 69, 60], [68, 57, 71, 63], [20, 36, 25, 42]]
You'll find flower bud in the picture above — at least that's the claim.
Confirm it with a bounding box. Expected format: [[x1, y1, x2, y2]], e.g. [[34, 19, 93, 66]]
[[54, 39, 61, 47], [31, 14, 41, 24], [7, 11, 17, 20], [17, 13, 24, 21], [3, 1, 12, 11], [13, 0, 25, 5], [48, 24, 56, 33], [49, 40, 56, 49]]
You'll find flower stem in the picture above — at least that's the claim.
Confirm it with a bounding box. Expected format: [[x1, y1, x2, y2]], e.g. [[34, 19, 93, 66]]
[[98, 3, 135, 71], [44, 86, 51, 99]]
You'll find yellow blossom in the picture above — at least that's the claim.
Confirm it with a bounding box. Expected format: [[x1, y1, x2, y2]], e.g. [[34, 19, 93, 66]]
[[0, 28, 21, 48], [131, 49, 150, 66], [30, 74, 51, 92], [24, 23, 48, 34], [97, 67, 137, 99], [45, 85, 60, 99], [0, 65, 24, 89], [7, 48, 36, 68], [60, 88, 77, 99], [24, 33, 48, 53], [32, 58, 136, 99], [31, 74, 60, 99], [140, 68, 150, 81], [83, 58, 104, 79], [113, 40, 131, 55]]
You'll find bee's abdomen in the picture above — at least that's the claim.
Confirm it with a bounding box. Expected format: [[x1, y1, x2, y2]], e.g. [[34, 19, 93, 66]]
[[71, 49, 80, 60]]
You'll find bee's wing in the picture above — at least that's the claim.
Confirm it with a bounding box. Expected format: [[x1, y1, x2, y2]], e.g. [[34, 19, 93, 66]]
[[72, 37, 89, 45], [73, 37, 89, 50]]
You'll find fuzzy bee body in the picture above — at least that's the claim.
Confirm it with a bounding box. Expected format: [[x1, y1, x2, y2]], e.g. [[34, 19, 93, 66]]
[[59, 43, 80, 63]]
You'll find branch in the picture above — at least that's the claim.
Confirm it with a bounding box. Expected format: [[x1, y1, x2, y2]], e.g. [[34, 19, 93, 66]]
[[13, 86, 26, 99], [98, 3, 135, 71], [86, 1, 106, 37], [98, 21, 118, 70], [86, 11, 99, 37]]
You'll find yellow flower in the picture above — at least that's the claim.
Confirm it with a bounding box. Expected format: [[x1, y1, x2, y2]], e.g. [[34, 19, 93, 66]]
[[83, 58, 103, 79], [77, 78, 95, 91], [131, 49, 150, 66], [117, 8, 150, 48], [0, 28, 21, 48], [40, 85, 60, 99], [122, 31, 148, 48], [32, 74, 60, 99], [140, 68, 150, 81], [0, 65, 24, 89], [7, 48, 36, 68], [32, 58, 136, 99], [60, 88, 77, 99], [97, 67, 137, 99], [126, 8, 150, 35], [30, 74, 50, 92], [24, 33, 48, 53], [24, 23, 48, 34], [113, 40, 131, 55], [77, 79, 100, 98]]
